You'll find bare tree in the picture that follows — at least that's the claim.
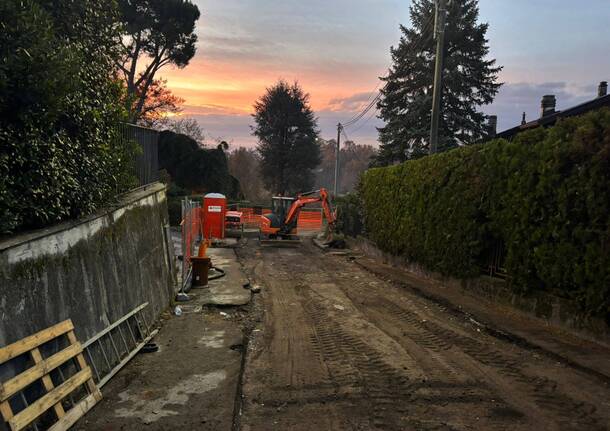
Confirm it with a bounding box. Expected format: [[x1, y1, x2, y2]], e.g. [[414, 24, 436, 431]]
[[162, 118, 205, 146], [228, 148, 271, 203], [137, 79, 184, 127], [315, 139, 376, 193]]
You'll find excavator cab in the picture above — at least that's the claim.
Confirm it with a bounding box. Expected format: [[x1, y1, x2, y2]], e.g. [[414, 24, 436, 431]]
[[262, 196, 299, 242], [269, 197, 296, 228], [259, 188, 336, 246]]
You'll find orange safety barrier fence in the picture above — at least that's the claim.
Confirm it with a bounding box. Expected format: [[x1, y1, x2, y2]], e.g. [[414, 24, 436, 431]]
[[239, 207, 272, 228], [297, 210, 324, 231], [181, 207, 203, 275], [237, 207, 324, 232]]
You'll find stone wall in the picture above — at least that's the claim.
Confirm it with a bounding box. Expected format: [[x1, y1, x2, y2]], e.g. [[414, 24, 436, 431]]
[[0, 183, 174, 347]]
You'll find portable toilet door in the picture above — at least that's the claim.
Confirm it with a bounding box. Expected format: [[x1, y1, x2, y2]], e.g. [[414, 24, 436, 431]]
[[203, 193, 227, 240]]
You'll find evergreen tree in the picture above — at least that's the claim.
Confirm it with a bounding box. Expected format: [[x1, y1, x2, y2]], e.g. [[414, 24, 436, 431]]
[[117, 0, 200, 123], [253, 81, 321, 195], [376, 0, 502, 164]]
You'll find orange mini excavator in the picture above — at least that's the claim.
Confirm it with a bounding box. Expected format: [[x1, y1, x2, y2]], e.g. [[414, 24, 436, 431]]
[[259, 188, 336, 245]]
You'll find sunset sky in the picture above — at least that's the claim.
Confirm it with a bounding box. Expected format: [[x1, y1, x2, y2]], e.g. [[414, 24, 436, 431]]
[[161, 0, 610, 147]]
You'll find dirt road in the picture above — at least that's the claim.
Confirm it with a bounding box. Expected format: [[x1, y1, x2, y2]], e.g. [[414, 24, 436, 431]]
[[237, 241, 610, 431]]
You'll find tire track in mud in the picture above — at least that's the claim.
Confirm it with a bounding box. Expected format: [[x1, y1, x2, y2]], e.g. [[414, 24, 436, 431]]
[[302, 286, 529, 431], [265, 250, 416, 429], [369, 294, 605, 430], [287, 247, 519, 430], [241, 244, 609, 431], [319, 251, 606, 431], [303, 294, 411, 430]]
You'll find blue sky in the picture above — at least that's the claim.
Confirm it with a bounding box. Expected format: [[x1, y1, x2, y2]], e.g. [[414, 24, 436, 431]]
[[163, 0, 610, 147]]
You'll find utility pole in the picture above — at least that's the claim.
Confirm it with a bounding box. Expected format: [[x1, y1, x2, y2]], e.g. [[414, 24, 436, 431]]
[[334, 123, 342, 196], [429, 0, 448, 154]]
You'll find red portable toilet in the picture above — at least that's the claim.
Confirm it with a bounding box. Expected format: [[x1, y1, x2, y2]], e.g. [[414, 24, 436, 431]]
[[203, 193, 226, 240]]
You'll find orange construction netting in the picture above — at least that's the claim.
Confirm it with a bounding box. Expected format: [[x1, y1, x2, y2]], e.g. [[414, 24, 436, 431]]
[[238, 207, 323, 232]]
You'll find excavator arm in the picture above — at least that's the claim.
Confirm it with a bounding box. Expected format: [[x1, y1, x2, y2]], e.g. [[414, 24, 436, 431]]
[[259, 188, 336, 245], [283, 188, 336, 232]]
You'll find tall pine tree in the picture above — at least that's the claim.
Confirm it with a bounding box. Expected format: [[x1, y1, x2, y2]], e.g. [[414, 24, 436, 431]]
[[376, 0, 502, 164]]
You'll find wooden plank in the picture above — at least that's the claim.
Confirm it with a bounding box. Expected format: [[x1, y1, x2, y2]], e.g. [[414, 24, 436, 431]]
[[29, 348, 65, 419], [0, 400, 13, 421], [0, 321, 74, 365], [66, 332, 98, 395], [0, 344, 83, 402], [8, 368, 91, 431], [47, 391, 101, 431]]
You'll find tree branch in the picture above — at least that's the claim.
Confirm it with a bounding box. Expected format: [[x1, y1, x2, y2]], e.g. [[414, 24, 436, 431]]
[[134, 46, 167, 89], [127, 31, 143, 97]]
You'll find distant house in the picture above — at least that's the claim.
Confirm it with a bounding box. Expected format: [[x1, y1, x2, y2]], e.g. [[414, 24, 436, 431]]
[[490, 81, 609, 140]]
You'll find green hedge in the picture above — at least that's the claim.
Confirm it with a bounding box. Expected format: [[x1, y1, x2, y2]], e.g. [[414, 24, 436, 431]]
[[158, 131, 242, 199], [360, 108, 610, 315]]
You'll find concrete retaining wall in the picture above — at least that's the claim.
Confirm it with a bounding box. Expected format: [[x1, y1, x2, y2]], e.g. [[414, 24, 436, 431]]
[[0, 183, 174, 347], [351, 236, 610, 345]]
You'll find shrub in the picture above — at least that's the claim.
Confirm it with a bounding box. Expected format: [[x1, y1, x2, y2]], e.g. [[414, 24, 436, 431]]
[[0, 0, 133, 234], [167, 197, 183, 227], [158, 131, 242, 199], [360, 108, 610, 315], [334, 193, 365, 238]]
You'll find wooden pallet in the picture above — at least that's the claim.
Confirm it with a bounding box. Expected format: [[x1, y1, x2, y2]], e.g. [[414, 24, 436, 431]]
[[0, 320, 102, 431]]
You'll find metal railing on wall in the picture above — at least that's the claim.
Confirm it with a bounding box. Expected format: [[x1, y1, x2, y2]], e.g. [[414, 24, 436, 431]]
[[118, 123, 159, 187]]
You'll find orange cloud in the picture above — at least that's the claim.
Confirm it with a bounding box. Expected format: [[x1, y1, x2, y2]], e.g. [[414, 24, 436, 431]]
[[161, 55, 386, 116]]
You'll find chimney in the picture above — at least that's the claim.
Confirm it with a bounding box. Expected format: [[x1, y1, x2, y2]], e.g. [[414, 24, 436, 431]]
[[598, 81, 608, 97], [541, 95, 556, 117], [488, 115, 497, 137]]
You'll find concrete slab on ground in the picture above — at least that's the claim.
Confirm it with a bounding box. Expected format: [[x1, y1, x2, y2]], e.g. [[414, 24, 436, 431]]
[[76, 314, 243, 431], [76, 242, 252, 430], [195, 247, 251, 306]]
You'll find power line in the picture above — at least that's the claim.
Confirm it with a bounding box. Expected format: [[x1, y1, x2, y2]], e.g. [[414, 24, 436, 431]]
[[341, 126, 350, 143], [343, 81, 383, 126], [343, 94, 380, 128], [342, 12, 436, 131], [347, 108, 378, 134]]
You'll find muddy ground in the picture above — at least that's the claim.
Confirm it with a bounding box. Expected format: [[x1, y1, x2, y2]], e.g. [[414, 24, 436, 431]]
[[75, 246, 252, 431], [236, 240, 610, 431]]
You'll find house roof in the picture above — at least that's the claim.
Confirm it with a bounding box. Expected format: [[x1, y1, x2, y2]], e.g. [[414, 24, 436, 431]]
[[497, 93, 610, 139]]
